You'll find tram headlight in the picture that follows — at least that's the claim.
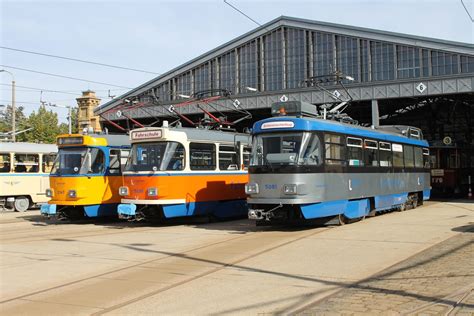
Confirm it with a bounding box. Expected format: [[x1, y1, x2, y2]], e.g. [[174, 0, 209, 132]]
[[147, 187, 158, 197], [245, 183, 259, 194], [46, 188, 53, 197], [283, 184, 298, 195], [68, 190, 77, 198], [119, 186, 129, 196]]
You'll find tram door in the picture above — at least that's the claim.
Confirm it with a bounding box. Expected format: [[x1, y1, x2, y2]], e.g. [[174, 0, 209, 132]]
[[430, 146, 472, 197]]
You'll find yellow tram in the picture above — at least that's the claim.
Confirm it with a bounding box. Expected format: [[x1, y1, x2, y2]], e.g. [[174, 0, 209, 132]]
[[41, 133, 130, 219]]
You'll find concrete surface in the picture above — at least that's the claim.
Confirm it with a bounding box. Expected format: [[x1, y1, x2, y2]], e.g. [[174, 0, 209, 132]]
[[0, 200, 472, 315]]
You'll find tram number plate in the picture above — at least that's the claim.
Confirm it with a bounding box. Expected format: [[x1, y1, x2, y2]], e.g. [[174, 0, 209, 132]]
[[431, 169, 444, 176], [264, 184, 277, 190]]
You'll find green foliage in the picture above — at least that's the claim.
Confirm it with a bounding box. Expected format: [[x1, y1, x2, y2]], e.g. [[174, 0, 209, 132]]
[[22, 107, 63, 143], [0, 105, 28, 141], [1, 105, 80, 143]]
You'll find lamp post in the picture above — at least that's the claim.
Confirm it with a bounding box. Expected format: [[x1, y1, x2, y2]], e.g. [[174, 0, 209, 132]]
[[0, 70, 16, 142], [46, 103, 73, 134]]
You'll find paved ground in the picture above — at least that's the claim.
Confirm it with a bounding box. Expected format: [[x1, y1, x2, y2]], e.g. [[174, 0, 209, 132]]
[[300, 218, 474, 315], [0, 200, 473, 315]]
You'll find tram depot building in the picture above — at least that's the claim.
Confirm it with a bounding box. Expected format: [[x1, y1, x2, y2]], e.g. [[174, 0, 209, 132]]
[[94, 16, 474, 198]]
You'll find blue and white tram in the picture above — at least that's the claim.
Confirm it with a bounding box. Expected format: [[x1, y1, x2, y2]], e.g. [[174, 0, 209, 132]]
[[245, 101, 431, 225]]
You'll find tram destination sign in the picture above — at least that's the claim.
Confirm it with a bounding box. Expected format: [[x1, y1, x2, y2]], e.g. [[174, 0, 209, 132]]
[[131, 130, 163, 140], [261, 121, 295, 129]]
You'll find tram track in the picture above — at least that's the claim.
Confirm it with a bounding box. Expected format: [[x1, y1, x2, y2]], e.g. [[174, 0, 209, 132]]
[[92, 226, 333, 315], [0, 224, 266, 304], [0, 220, 160, 244], [1, 225, 333, 314]]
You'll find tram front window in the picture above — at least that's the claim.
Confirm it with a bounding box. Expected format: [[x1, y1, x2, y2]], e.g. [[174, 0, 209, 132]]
[[51, 148, 105, 175], [125, 142, 185, 172], [251, 132, 322, 166]]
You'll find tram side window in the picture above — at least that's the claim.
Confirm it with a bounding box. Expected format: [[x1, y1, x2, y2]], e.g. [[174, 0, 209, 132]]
[[42, 154, 56, 173], [109, 149, 121, 174], [379, 142, 392, 167], [120, 150, 130, 169], [219, 145, 239, 170], [422, 148, 430, 168], [190, 143, 216, 170], [347, 137, 363, 166], [364, 140, 378, 166], [324, 133, 346, 165], [414, 147, 423, 168], [0, 153, 11, 173], [392, 144, 404, 168], [14, 154, 39, 173], [403, 145, 415, 168], [242, 146, 251, 170]]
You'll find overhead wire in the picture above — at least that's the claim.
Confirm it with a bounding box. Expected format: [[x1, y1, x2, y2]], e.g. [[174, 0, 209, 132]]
[[0, 83, 109, 98], [0, 65, 133, 89], [460, 0, 474, 22], [0, 46, 161, 75]]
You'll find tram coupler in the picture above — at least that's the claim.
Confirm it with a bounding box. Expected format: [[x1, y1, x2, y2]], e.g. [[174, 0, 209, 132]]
[[117, 203, 142, 221], [248, 203, 283, 221], [40, 204, 57, 218]]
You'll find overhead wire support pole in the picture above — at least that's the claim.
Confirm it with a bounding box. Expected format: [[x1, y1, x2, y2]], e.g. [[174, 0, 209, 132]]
[[0, 69, 15, 142]]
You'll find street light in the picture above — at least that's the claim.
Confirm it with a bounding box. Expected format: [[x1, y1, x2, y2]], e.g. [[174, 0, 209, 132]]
[[0, 69, 16, 142], [45, 103, 74, 134], [245, 86, 258, 92]]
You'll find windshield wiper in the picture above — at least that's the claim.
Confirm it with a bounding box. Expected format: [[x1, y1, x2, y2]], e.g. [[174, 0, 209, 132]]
[[262, 155, 275, 172]]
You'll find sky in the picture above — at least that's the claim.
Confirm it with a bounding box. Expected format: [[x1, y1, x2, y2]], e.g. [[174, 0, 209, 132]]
[[0, 0, 473, 123]]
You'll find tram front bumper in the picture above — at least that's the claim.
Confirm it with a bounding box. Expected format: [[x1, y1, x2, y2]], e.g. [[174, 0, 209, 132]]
[[41, 204, 57, 216], [117, 203, 137, 219]]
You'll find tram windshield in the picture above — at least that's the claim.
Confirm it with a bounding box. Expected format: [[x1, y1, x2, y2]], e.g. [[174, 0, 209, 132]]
[[250, 132, 322, 166], [125, 142, 185, 172], [51, 147, 105, 175]]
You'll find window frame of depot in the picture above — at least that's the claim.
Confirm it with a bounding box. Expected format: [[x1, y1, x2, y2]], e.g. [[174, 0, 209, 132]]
[[364, 139, 379, 167], [324, 133, 346, 166], [14, 153, 40, 173], [346, 137, 363, 167], [190, 143, 216, 171], [379, 141, 392, 167], [285, 28, 306, 89], [218, 144, 239, 171]]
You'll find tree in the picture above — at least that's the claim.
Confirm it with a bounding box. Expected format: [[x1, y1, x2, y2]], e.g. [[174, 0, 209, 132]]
[[0, 105, 28, 141], [22, 107, 62, 144]]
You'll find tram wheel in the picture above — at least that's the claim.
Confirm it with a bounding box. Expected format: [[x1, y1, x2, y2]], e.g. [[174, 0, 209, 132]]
[[337, 214, 349, 225], [398, 203, 407, 212], [411, 198, 418, 209], [14, 196, 30, 212]]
